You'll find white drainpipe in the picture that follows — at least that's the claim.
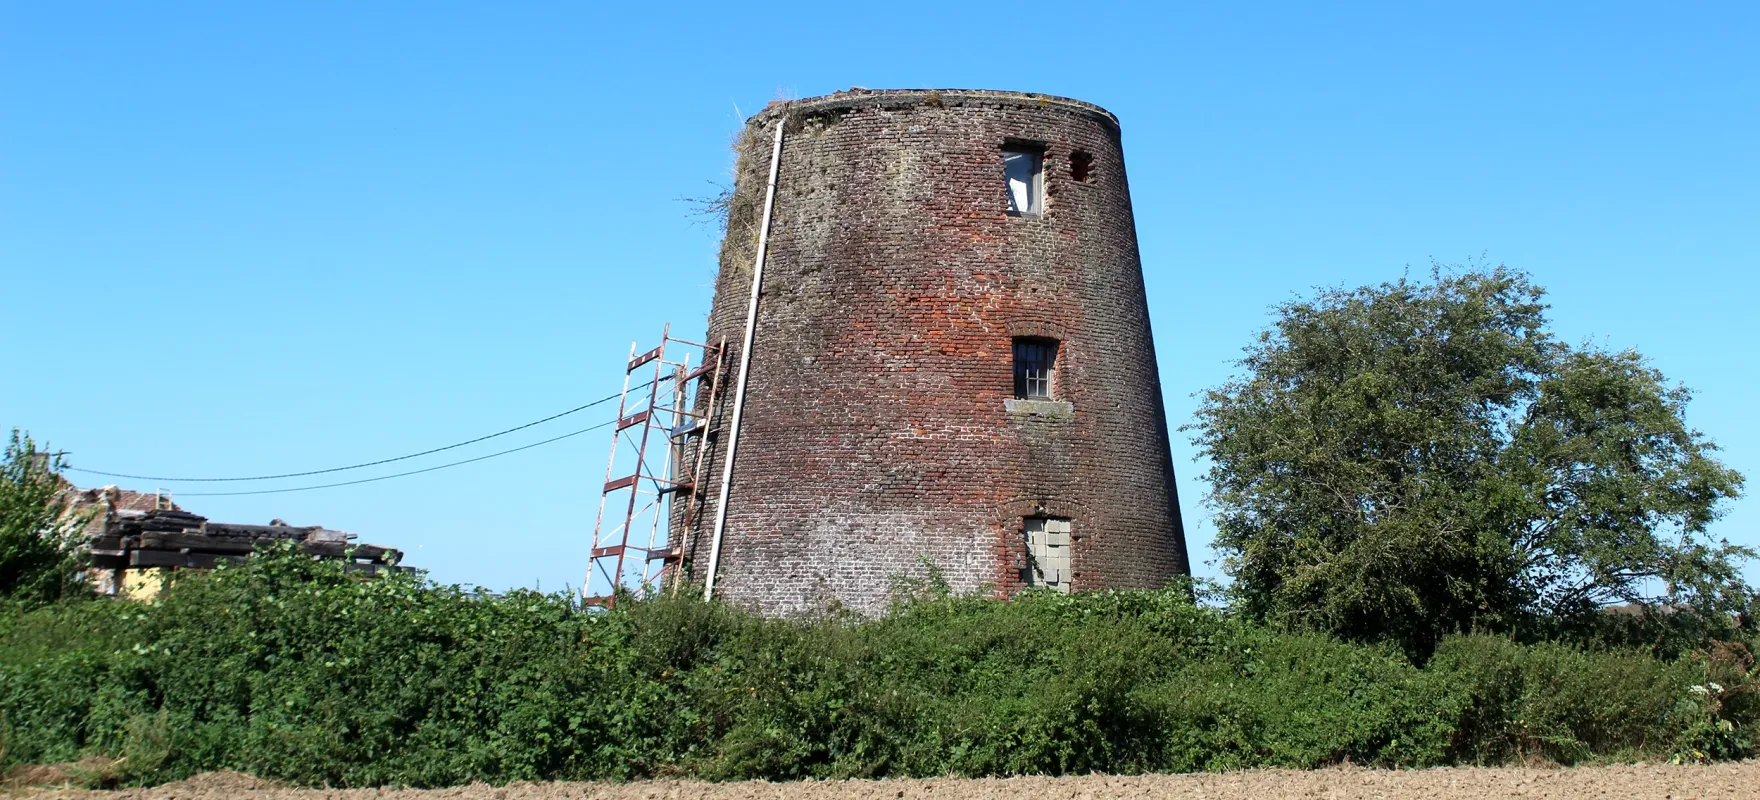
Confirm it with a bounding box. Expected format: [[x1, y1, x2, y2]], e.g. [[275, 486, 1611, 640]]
[[703, 119, 785, 601]]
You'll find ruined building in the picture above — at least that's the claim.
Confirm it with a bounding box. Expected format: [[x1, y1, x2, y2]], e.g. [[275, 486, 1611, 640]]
[[60, 483, 408, 600], [653, 89, 1189, 615]]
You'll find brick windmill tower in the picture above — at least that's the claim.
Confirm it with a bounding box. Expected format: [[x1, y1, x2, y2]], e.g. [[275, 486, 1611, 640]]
[[670, 88, 1188, 615]]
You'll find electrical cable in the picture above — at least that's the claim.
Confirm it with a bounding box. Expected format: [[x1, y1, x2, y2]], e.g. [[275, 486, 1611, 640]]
[[64, 381, 651, 483], [175, 418, 618, 497]]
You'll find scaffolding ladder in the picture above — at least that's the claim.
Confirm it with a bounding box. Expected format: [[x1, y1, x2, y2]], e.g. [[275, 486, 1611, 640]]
[[584, 325, 726, 606]]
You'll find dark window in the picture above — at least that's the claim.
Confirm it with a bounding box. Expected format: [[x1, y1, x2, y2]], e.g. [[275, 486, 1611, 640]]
[[1003, 145, 1044, 215], [1070, 150, 1093, 183], [1013, 337, 1058, 399]]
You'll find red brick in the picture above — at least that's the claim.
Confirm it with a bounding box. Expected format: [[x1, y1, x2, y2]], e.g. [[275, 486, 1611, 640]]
[[679, 89, 1189, 615]]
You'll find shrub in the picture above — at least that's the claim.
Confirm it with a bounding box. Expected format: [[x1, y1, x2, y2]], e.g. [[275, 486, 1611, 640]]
[[0, 549, 1753, 787], [0, 430, 87, 607], [1429, 634, 1704, 764]]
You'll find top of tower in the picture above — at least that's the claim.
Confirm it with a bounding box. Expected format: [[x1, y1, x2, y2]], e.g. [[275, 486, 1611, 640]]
[[747, 88, 1120, 131]]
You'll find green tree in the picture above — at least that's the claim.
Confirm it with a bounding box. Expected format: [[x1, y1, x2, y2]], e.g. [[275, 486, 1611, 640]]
[[0, 429, 84, 605], [1187, 267, 1748, 654]]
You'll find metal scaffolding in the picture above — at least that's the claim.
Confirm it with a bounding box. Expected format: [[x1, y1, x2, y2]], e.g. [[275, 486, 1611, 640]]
[[584, 325, 725, 606]]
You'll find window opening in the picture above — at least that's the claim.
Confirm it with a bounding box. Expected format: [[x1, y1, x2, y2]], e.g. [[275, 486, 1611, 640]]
[[1024, 517, 1072, 593], [1070, 150, 1093, 183], [1003, 145, 1044, 216], [1013, 337, 1058, 399]]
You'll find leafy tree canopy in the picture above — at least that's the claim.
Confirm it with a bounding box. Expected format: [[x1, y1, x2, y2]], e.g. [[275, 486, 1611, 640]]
[[1188, 266, 1748, 653], [0, 429, 84, 606]]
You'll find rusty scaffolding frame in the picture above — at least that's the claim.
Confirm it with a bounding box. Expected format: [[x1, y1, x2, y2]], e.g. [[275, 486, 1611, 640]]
[[584, 325, 725, 606]]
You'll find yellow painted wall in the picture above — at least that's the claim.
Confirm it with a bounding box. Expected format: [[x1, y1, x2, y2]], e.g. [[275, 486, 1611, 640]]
[[121, 568, 169, 601]]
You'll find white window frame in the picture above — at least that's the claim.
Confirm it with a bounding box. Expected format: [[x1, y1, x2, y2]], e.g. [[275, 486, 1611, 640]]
[[1013, 337, 1057, 400], [1003, 145, 1045, 216]]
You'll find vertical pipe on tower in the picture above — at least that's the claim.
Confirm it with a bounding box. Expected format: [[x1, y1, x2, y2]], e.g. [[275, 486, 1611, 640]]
[[703, 120, 786, 601]]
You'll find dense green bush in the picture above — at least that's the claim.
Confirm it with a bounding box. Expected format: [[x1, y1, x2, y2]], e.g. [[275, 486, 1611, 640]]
[[0, 430, 87, 607], [2, 550, 1754, 788]]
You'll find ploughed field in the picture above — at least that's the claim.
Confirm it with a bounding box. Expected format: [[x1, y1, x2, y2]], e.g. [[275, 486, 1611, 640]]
[[16, 763, 1760, 800]]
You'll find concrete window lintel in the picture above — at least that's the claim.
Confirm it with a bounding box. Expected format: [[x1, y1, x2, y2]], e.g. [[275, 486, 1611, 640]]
[[1004, 399, 1075, 419]]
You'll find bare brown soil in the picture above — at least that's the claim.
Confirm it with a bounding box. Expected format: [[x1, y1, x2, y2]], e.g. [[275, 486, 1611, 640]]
[[10, 762, 1759, 800]]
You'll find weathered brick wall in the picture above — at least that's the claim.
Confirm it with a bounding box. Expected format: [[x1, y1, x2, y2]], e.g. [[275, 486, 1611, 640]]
[[680, 89, 1188, 616]]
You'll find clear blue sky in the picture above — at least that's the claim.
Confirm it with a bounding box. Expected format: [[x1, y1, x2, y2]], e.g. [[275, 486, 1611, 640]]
[[4, 2, 1755, 593]]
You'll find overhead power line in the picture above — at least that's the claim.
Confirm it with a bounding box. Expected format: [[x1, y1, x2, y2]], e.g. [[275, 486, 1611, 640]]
[[176, 419, 617, 497], [64, 381, 650, 483]]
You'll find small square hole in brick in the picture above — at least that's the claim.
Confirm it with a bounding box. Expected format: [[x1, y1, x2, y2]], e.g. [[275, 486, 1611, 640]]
[[1070, 150, 1093, 183]]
